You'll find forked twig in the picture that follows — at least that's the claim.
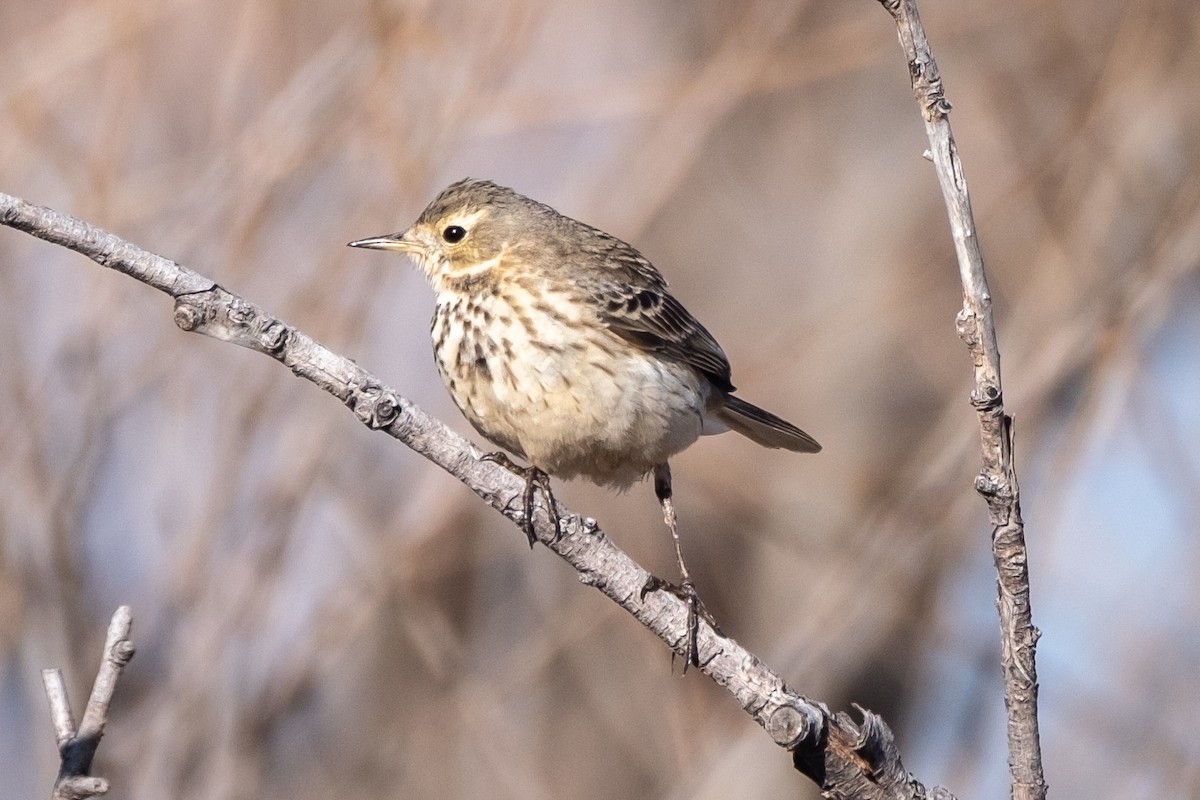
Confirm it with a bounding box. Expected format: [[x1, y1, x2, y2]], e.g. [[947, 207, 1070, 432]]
[[41, 606, 136, 800]]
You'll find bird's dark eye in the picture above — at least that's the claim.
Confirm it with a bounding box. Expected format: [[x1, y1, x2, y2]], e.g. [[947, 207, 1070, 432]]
[[442, 225, 467, 244]]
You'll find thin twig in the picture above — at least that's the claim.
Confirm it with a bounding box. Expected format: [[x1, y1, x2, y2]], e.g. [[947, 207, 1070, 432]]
[[41, 669, 76, 749], [77, 606, 136, 748], [40, 605, 135, 800], [3, 192, 954, 799], [876, 2, 1046, 798]]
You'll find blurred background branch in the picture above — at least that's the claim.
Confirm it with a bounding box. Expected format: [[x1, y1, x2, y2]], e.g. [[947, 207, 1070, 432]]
[[1, 1, 1198, 798]]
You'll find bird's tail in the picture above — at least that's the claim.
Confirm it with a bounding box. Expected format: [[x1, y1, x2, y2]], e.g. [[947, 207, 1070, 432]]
[[717, 395, 821, 453]]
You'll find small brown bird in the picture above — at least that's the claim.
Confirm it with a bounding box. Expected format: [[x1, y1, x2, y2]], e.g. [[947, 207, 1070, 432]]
[[350, 179, 819, 662]]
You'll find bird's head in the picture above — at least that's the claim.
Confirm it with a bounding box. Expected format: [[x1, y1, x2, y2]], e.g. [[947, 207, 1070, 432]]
[[349, 178, 542, 292]]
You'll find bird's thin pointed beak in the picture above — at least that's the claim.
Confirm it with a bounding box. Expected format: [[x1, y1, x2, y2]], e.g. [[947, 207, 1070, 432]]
[[347, 234, 412, 252]]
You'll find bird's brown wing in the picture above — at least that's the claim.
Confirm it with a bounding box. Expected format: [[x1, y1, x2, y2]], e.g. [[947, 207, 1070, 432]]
[[580, 234, 735, 393]]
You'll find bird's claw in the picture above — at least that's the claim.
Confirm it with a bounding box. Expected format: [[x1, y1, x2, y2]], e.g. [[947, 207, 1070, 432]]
[[479, 452, 562, 546], [640, 575, 721, 671]]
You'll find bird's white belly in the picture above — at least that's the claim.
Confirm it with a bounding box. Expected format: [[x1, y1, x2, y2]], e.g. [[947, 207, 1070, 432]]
[[433, 287, 712, 488]]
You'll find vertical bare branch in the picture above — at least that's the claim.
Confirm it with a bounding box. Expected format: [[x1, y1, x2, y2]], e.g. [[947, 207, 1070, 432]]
[[41, 606, 136, 800], [875, 2, 1046, 799]]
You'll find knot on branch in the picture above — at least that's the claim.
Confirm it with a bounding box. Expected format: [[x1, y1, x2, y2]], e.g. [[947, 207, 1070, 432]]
[[174, 291, 295, 356], [955, 306, 979, 347], [225, 299, 292, 355], [974, 472, 999, 498], [347, 382, 402, 429], [766, 701, 820, 748], [973, 471, 1015, 510], [877, 0, 901, 15], [173, 300, 204, 332], [970, 383, 1002, 411], [109, 639, 136, 667], [258, 319, 290, 356], [226, 296, 255, 327], [908, 57, 952, 121]]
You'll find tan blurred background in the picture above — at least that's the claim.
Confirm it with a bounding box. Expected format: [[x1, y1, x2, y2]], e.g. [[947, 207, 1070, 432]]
[[2, 1, 1199, 797]]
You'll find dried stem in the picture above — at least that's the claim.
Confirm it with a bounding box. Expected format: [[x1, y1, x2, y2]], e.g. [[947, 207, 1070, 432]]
[[3, 192, 954, 799], [876, 1, 1046, 798], [40, 606, 136, 800]]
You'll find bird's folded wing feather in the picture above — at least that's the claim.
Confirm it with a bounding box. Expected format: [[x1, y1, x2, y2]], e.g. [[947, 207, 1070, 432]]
[[580, 236, 735, 393]]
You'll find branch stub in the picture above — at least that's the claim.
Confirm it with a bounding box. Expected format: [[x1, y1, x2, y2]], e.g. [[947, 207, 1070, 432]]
[[766, 702, 814, 748]]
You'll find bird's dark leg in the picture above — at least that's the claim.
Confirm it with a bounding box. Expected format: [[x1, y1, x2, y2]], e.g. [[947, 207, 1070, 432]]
[[655, 462, 689, 584], [640, 462, 718, 670], [479, 452, 561, 547]]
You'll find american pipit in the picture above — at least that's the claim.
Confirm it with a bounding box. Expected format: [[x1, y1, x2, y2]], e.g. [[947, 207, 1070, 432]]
[[350, 178, 820, 664]]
